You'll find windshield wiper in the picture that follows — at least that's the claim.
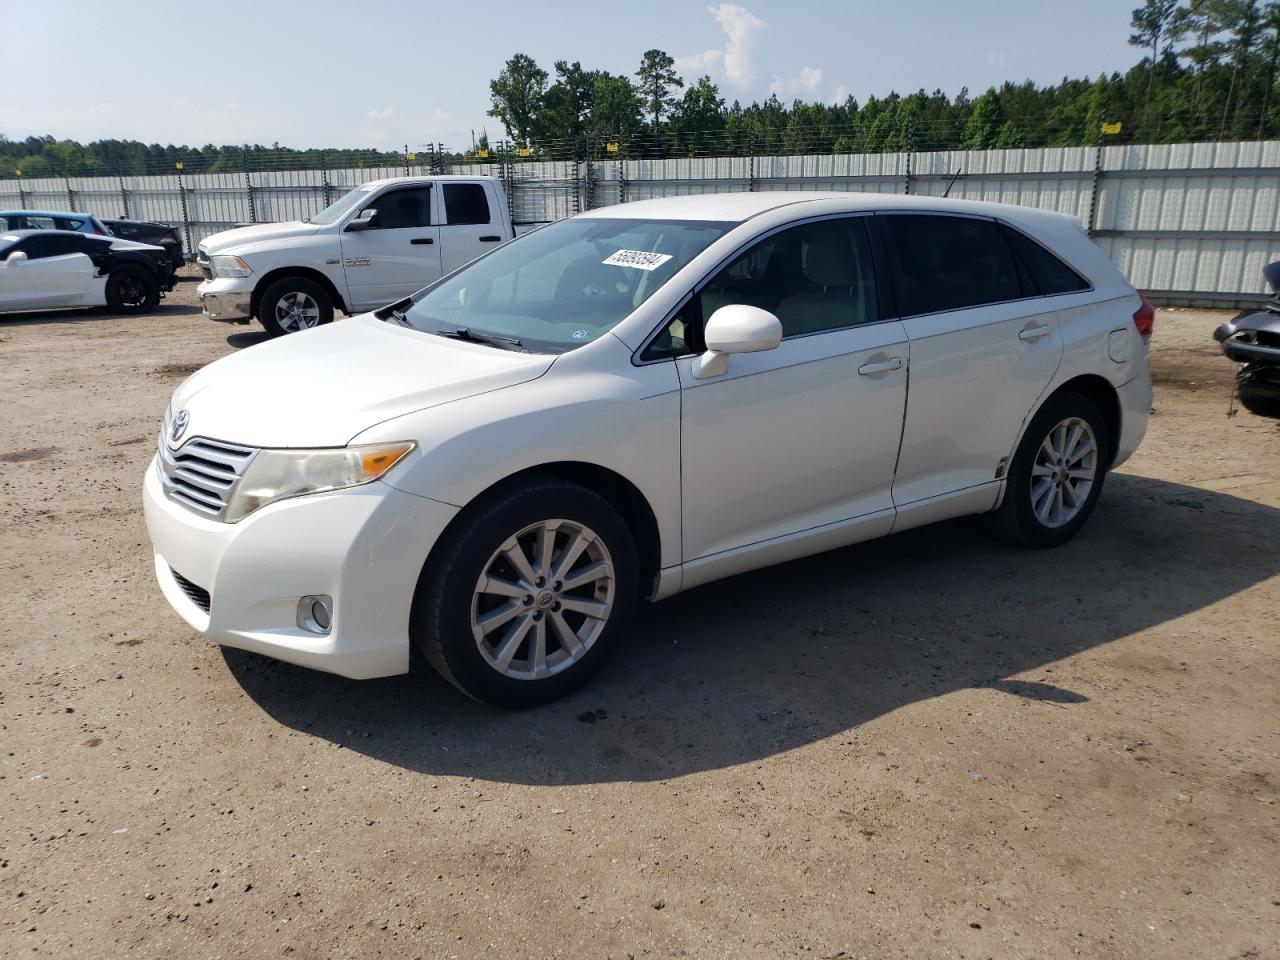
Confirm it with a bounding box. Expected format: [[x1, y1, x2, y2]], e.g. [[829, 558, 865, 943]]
[[431, 327, 528, 352], [377, 298, 414, 326]]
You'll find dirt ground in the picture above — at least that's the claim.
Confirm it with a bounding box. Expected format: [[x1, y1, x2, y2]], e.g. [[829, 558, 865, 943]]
[[1, 273, 1277, 960]]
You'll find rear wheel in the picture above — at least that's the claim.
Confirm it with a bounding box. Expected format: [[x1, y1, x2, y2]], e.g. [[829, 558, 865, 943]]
[[413, 478, 639, 707], [258, 276, 333, 336], [1238, 370, 1280, 417], [105, 266, 158, 313], [994, 391, 1111, 548]]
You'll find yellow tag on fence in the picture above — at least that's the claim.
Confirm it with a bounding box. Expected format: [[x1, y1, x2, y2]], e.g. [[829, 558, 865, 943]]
[[175, 161, 184, 170], [518, 147, 531, 157], [406, 152, 416, 162], [1100, 121, 1122, 135], [606, 142, 620, 153], [478, 149, 489, 158]]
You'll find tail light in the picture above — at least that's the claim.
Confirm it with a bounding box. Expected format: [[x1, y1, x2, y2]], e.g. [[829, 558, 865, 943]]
[[1133, 294, 1155, 343]]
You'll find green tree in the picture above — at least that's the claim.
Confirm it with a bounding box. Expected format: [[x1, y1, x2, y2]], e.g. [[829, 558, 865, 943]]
[[588, 73, 643, 143], [634, 49, 683, 132], [488, 53, 549, 145], [669, 76, 725, 152]]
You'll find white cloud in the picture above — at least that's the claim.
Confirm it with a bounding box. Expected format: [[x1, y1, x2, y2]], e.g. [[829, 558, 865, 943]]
[[711, 3, 766, 88], [985, 51, 1008, 70], [366, 106, 396, 121], [431, 107, 451, 122], [674, 48, 724, 76], [675, 4, 765, 89], [828, 84, 850, 106], [769, 66, 823, 99]]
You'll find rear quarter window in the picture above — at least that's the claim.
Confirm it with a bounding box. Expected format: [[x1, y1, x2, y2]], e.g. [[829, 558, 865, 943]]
[[1000, 225, 1090, 295]]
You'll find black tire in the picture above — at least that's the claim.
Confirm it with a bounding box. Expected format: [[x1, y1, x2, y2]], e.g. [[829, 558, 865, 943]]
[[257, 276, 333, 337], [993, 391, 1111, 548], [1238, 380, 1280, 418], [105, 265, 158, 313], [412, 478, 639, 707]]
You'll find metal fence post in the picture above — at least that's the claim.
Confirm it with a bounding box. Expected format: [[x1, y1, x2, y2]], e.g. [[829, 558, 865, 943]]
[[16, 172, 26, 209], [176, 163, 193, 258], [748, 133, 757, 192], [245, 151, 257, 224], [65, 175, 76, 211], [404, 144, 411, 177], [1087, 120, 1105, 237], [904, 118, 915, 195], [321, 154, 332, 207], [617, 136, 627, 205], [583, 137, 595, 211]]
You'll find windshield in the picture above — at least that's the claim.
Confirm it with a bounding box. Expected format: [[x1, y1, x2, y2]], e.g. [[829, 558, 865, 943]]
[[400, 217, 732, 352], [308, 185, 374, 225]]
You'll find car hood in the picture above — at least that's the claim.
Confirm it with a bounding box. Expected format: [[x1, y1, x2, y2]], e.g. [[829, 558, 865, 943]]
[[198, 221, 321, 254], [169, 314, 555, 448]]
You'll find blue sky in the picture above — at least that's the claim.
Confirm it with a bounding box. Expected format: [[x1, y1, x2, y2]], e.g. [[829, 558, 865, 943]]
[[5, 0, 1138, 150]]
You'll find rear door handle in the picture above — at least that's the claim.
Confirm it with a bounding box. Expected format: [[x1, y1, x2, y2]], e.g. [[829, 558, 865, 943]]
[[857, 356, 904, 376], [479, 235, 501, 242], [410, 237, 434, 245], [1019, 323, 1052, 341]]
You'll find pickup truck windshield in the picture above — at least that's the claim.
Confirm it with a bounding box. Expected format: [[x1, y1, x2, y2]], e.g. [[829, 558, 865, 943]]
[[308, 185, 374, 225], [400, 217, 731, 352]]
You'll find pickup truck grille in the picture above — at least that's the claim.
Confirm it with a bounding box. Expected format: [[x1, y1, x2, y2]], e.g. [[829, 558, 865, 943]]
[[196, 248, 213, 281], [157, 435, 256, 520]]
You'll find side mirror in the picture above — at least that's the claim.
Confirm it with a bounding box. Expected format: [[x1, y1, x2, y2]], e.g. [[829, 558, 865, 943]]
[[5, 250, 28, 265], [692, 304, 783, 379], [345, 208, 377, 232]]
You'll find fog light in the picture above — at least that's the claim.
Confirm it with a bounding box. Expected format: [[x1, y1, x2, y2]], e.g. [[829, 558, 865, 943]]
[[297, 595, 333, 635]]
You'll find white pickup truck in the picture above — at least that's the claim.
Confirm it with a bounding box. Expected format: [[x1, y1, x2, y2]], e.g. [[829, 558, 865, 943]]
[[196, 176, 516, 336]]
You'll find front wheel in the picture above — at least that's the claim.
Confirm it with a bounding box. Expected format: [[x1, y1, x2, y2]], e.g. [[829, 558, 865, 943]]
[[257, 276, 333, 336], [1238, 368, 1280, 417], [994, 391, 1111, 548], [413, 478, 639, 707], [105, 266, 158, 313]]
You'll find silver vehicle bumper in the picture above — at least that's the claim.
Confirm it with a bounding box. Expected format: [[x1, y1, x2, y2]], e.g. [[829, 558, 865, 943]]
[[198, 289, 252, 323]]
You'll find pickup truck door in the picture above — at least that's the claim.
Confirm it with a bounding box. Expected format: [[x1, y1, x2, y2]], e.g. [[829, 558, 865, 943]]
[[437, 181, 507, 275], [340, 185, 442, 309]]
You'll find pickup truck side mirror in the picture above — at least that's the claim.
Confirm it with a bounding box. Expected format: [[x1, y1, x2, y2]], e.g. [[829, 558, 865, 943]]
[[345, 208, 377, 232]]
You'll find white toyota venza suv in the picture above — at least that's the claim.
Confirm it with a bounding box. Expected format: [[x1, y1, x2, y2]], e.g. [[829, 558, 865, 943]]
[[144, 193, 1153, 706]]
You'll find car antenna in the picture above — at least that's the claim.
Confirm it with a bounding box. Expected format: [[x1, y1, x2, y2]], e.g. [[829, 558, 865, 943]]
[[942, 168, 963, 199]]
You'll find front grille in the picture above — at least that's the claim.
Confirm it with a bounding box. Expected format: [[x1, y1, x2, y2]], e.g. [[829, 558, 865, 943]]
[[196, 248, 213, 280], [157, 434, 256, 520], [170, 567, 211, 612]]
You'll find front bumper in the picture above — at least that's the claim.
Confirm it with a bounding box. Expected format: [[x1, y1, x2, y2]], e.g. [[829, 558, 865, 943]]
[[197, 278, 253, 322], [143, 460, 458, 679]]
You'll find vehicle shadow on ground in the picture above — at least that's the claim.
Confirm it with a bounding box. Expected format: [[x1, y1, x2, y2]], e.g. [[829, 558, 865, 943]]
[[226, 329, 271, 349], [0, 303, 201, 325], [226, 474, 1280, 785]]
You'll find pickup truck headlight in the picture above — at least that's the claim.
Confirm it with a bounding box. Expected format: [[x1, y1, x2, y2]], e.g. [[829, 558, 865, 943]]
[[224, 442, 415, 522], [210, 254, 253, 279]]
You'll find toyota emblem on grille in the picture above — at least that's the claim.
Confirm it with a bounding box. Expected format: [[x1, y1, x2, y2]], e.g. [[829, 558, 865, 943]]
[[171, 409, 190, 443]]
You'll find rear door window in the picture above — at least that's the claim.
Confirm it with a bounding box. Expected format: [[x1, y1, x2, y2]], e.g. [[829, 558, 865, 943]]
[[443, 183, 492, 225], [882, 214, 1024, 317]]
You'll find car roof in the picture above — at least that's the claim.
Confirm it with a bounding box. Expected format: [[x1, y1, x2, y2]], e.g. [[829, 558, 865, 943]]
[[576, 191, 1081, 230], [357, 175, 500, 189], [1, 228, 97, 238], [0, 209, 92, 219]]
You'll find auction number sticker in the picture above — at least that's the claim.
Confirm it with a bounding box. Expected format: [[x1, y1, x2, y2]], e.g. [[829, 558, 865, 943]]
[[602, 249, 673, 271]]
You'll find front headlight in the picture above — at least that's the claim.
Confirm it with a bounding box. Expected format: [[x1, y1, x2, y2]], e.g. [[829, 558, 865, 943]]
[[211, 254, 253, 279], [224, 442, 414, 522]]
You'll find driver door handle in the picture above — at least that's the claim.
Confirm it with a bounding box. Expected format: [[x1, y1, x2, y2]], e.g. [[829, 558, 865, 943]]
[[857, 357, 904, 376], [1019, 322, 1053, 341], [410, 237, 434, 245], [479, 235, 501, 242]]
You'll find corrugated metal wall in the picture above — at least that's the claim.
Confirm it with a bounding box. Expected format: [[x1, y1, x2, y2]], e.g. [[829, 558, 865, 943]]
[[3, 141, 1278, 303]]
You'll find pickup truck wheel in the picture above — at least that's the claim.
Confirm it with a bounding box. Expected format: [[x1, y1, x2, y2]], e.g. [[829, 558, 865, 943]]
[[412, 478, 639, 708], [105, 266, 158, 313], [258, 277, 333, 336]]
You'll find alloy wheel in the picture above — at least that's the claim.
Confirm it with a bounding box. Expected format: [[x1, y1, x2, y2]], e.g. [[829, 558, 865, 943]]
[[1030, 416, 1098, 528], [470, 519, 616, 681], [274, 291, 321, 331]]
